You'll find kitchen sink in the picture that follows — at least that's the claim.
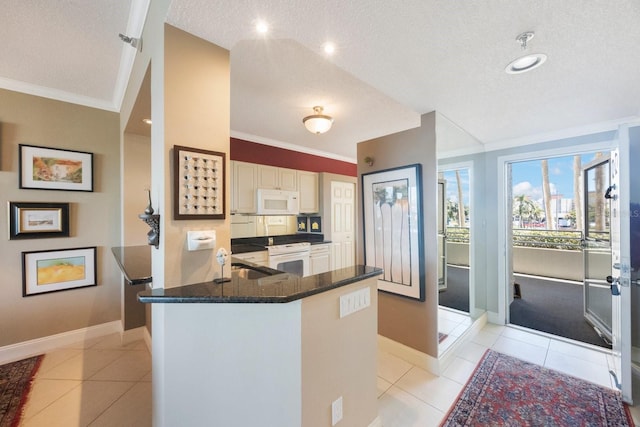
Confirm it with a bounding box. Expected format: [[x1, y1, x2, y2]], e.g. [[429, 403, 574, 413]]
[[231, 262, 277, 280]]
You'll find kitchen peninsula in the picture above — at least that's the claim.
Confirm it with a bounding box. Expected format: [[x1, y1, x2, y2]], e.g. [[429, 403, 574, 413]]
[[137, 259, 382, 427]]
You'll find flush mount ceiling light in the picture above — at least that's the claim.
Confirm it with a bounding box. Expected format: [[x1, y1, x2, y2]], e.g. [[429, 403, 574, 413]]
[[303, 106, 333, 134], [505, 31, 547, 74]]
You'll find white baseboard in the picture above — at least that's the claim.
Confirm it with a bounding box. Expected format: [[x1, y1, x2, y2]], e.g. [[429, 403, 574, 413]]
[[0, 320, 122, 365], [143, 326, 152, 353], [438, 313, 487, 373], [122, 326, 146, 344], [368, 416, 383, 427], [486, 311, 502, 324], [378, 313, 489, 377], [377, 334, 439, 375]]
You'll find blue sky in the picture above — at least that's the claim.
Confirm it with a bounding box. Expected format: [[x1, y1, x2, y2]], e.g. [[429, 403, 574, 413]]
[[441, 169, 470, 206], [440, 151, 602, 208], [511, 153, 598, 204]]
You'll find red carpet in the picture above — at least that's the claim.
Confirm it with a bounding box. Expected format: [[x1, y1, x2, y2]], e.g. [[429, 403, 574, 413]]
[[441, 350, 634, 426], [0, 355, 43, 427]]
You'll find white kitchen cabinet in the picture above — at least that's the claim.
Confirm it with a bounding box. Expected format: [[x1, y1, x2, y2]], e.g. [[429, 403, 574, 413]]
[[231, 161, 258, 213], [298, 171, 319, 213], [232, 250, 268, 267], [310, 243, 331, 275], [257, 165, 297, 191]]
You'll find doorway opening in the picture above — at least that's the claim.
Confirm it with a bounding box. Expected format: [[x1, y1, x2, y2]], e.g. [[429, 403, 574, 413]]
[[507, 151, 611, 349], [438, 166, 472, 353]]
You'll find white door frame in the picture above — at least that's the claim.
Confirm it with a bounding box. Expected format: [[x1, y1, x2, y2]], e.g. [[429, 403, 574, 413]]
[[438, 161, 476, 316], [496, 140, 616, 325]]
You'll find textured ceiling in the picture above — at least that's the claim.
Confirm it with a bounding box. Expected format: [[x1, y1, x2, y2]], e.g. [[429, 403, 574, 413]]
[[2, 1, 639, 161], [0, 0, 134, 110], [166, 0, 640, 160]]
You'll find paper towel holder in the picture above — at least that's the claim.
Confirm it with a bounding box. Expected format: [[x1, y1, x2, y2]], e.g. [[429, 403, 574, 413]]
[[186, 230, 216, 251]]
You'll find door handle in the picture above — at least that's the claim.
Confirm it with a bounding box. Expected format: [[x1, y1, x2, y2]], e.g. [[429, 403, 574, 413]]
[[606, 275, 621, 296], [604, 184, 617, 200]]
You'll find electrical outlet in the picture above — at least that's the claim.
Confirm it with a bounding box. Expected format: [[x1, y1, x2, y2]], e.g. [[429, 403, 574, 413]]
[[331, 396, 343, 426], [339, 287, 371, 318]]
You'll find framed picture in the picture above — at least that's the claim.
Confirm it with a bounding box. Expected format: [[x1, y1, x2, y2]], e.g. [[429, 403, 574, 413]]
[[296, 216, 308, 232], [9, 202, 70, 240], [19, 144, 93, 192], [173, 145, 225, 220], [22, 247, 97, 297], [362, 164, 425, 301], [309, 216, 322, 233]]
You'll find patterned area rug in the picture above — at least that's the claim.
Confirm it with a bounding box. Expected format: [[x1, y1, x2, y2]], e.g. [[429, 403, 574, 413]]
[[441, 350, 634, 426], [0, 355, 43, 427]]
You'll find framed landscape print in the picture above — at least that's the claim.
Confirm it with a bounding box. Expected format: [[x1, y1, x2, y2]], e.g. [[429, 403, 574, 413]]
[[22, 247, 97, 296], [9, 202, 70, 240], [19, 144, 93, 192], [362, 164, 425, 300], [173, 145, 225, 220]]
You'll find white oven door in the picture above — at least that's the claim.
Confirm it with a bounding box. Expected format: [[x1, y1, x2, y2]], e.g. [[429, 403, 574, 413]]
[[269, 253, 310, 277]]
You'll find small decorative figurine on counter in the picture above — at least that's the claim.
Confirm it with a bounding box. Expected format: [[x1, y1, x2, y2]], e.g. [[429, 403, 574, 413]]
[[213, 247, 231, 283]]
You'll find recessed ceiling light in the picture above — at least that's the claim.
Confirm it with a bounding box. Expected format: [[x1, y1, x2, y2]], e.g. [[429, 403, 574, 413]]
[[255, 20, 269, 34], [323, 42, 335, 55], [142, 118, 152, 125], [505, 53, 547, 74], [505, 31, 547, 74]]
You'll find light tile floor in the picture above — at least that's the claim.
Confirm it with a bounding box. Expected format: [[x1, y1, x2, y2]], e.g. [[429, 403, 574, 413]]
[[437, 307, 472, 355], [15, 324, 640, 427], [19, 334, 152, 427], [379, 320, 640, 427]]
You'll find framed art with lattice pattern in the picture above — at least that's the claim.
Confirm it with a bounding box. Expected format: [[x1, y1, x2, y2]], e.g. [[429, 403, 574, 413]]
[[173, 145, 225, 220]]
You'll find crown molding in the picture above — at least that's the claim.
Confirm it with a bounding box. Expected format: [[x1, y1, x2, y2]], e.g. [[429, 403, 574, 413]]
[[0, 77, 118, 112], [437, 144, 486, 159], [483, 115, 640, 153], [230, 130, 356, 164], [112, 0, 151, 110]]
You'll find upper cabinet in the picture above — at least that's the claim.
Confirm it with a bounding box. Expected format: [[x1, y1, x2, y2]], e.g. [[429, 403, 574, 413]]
[[231, 161, 258, 213], [298, 171, 319, 214], [257, 165, 297, 191], [231, 161, 320, 215]]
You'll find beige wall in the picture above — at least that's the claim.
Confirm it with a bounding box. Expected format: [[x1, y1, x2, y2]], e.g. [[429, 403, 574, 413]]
[[357, 112, 439, 357], [0, 89, 121, 347], [122, 132, 151, 330], [159, 24, 231, 288], [302, 278, 378, 426], [123, 133, 151, 247]]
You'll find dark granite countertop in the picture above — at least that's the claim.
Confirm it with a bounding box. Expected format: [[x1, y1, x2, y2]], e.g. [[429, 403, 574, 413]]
[[111, 246, 151, 285], [231, 235, 331, 254], [230, 243, 268, 254], [137, 263, 382, 304]]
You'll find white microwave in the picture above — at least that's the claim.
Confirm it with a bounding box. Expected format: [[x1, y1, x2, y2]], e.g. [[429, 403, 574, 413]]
[[256, 189, 300, 215]]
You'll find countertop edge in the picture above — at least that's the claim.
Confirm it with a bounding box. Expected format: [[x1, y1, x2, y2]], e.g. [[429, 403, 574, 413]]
[[137, 268, 382, 304]]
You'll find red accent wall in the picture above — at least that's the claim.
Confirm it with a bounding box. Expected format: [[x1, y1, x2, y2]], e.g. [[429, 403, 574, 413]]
[[230, 138, 356, 177]]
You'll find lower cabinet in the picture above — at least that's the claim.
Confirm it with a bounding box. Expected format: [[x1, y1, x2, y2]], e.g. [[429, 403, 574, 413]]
[[310, 244, 331, 275], [233, 251, 268, 267]]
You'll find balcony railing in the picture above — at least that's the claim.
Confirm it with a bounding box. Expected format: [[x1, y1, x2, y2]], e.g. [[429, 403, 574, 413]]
[[512, 229, 584, 250], [447, 227, 609, 251]]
